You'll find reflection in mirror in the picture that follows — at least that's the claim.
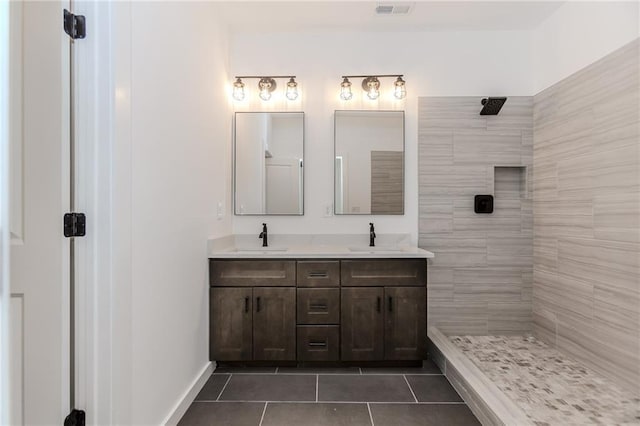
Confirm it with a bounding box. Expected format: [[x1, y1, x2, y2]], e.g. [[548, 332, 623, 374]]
[[334, 110, 404, 215], [234, 112, 304, 215]]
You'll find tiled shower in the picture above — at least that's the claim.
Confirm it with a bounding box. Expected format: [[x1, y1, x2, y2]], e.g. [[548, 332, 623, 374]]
[[419, 39, 640, 424]]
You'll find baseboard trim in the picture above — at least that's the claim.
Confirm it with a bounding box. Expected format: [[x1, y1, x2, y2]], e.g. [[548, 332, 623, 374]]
[[163, 361, 216, 426]]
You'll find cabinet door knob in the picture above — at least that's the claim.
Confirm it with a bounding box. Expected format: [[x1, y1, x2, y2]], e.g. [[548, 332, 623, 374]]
[[244, 296, 249, 313], [377, 296, 381, 312], [256, 297, 261, 312], [388, 296, 393, 312]]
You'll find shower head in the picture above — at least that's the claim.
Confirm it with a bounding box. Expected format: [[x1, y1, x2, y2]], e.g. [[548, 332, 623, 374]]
[[480, 97, 507, 115]]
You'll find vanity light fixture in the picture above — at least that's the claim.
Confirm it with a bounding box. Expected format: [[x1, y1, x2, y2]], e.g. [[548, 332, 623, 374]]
[[232, 78, 245, 101], [362, 76, 381, 100], [394, 76, 406, 99], [340, 77, 353, 100], [258, 77, 276, 101], [339, 74, 406, 101], [286, 77, 299, 100], [232, 75, 299, 102]]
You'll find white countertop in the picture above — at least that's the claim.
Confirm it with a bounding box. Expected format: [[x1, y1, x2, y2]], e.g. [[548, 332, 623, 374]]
[[208, 234, 434, 259]]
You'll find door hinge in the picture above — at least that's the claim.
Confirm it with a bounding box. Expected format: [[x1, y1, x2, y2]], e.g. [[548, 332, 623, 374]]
[[63, 9, 86, 40], [64, 213, 86, 238], [64, 409, 85, 426]]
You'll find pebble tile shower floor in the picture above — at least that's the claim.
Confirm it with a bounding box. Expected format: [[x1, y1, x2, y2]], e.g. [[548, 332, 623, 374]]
[[177, 360, 480, 426], [451, 335, 640, 425]]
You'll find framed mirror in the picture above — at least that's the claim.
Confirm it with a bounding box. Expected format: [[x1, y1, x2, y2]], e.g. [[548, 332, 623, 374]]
[[234, 112, 304, 215], [334, 110, 404, 215]]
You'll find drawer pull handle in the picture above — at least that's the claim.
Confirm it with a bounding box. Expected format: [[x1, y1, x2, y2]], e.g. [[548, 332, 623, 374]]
[[388, 296, 393, 312], [256, 297, 261, 312], [308, 271, 328, 278], [310, 303, 328, 311], [377, 297, 381, 312], [309, 341, 327, 347], [244, 297, 249, 313]]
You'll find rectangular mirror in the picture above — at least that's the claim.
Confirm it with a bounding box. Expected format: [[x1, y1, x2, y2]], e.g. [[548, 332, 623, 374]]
[[334, 110, 404, 215], [234, 112, 304, 215]]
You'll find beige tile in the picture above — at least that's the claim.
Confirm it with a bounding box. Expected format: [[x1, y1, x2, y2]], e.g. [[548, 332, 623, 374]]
[[532, 40, 640, 393], [557, 237, 639, 292], [593, 192, 640, 243], [454, 132, 523, 165], [420, 95, 533, 337], [531, 307, 557, 346], [418, 165, 489, 196], [454, 267, 524, 302], [422, 236, 487, 267], [488, 302, 532, 334], [428, 301, 489, 335], [454, 198, 523, 234], [418, 200, 453, 234], [487, 235, 533, 267], [418, 131, 454, 166]]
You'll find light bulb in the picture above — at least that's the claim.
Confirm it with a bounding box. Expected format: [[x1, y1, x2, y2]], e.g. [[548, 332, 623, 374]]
[[394, 76, 406, 99], [286, 77, 298, 100], [259, 88, 271, 101], [340, 77, 353, 101], [362, 77, 380, 100], [367, 78, 380, 100], [232, 78, 245, 101], [258, 78, 275, 101]]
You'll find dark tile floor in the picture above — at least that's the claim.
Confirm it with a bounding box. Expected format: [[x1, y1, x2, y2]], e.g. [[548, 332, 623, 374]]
[[178, 360, 480, 426]]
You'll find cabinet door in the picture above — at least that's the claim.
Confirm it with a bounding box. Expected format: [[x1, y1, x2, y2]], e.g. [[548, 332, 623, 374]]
[[384, 287, 426, 360], [210, 287, 253, 361], [253, 287, 296, 360], [341, 287, 384, 361]]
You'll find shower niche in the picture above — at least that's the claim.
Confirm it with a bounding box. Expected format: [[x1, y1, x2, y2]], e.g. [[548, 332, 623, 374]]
[[493, 166, 528, 200]]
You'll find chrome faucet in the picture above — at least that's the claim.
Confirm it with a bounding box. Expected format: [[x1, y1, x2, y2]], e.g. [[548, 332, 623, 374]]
[[369, 223, 376, 247], [259, 223, 268, 247]]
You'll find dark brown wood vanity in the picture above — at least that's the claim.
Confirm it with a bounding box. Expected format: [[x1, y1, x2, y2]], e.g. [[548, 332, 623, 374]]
[[209, 258, 427, 364]]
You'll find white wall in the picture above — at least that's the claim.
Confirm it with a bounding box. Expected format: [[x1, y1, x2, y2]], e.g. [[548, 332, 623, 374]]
[[119, 2, 232, 424], [533, 1, 639, 93], [230, 30, 534, 241]]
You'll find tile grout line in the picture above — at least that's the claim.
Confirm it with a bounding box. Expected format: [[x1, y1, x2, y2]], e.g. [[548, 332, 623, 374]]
[[215, 374, 232, 401], [367, 403, 375, 426], [315, 375, 319, 402], [258, 402, 268, 426], [403, 374, 419, 403]]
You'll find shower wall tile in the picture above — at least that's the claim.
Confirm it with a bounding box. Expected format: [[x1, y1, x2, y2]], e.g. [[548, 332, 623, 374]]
[[419, 96, 533, 335], [532, 38, 640, 394]]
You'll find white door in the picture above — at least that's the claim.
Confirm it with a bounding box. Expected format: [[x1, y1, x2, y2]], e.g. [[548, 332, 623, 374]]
[[9, 1, 70, 424], [266, 158, 302, 214]]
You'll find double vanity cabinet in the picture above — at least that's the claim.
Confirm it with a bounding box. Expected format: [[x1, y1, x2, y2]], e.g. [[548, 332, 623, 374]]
[[209, 258, 427, 364]]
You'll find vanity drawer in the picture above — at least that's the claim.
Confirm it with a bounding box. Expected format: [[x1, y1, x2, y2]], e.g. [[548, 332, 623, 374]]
[[209, 260, 296, 287], [341, 259, 426, 287], [297, 325, 340, 361], [296, 261, 340, 287], [297, 288, 340, 325]]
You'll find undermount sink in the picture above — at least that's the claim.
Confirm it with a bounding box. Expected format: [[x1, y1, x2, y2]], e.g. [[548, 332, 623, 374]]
[[232, 247, 288, 252], [348, 246, 405, 253]]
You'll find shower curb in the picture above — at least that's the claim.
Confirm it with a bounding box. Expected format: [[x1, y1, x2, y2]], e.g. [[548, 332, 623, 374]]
[[427, 327, 532, 426]]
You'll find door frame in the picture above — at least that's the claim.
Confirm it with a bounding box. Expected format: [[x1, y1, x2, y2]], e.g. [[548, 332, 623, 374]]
[[0, 0, 12, 423], [72, 1, 133, 424]]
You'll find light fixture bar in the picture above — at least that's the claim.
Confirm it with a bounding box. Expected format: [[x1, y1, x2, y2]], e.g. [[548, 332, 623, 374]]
[[341, 74, 403, 79], [235, 75, 296, 79], [231, 75, 299, 102]]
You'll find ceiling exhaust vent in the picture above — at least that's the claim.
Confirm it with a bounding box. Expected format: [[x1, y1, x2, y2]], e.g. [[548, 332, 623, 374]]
[[375, 3, 414, 15]]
